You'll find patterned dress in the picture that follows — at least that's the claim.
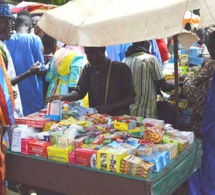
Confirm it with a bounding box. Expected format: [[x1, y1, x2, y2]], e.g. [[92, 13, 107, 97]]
[[183, 59, 215, 135]]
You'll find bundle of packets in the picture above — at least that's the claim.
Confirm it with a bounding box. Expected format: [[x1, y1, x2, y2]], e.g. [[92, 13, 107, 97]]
[[165, 129, 194, 145], [143, 126, 163, 143], [121, 155, 154, 178], [163, 135, 189, 152], [152, 143, 177, 159], [141, 151, 170, 172]]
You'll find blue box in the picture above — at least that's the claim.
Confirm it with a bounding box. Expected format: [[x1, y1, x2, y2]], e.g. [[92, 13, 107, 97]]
[[45, 114, 62, 122], [141, 153, 163, 172], [181, 47, 203, 58], [189, 56, 204, 66], [157, 151, 170, 167]]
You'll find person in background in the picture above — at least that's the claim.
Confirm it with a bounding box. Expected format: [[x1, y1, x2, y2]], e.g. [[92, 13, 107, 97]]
[[31, 15, 43, 39], [167, 36, 182, 56], [5, 15, 46, 116], [17, 10, 31, 19], [45, 47, 84, 98], [187, 25, 215, 195], [123, 41, 174, 118], [0, 1, 41, 194], [106, 43, 131, 62], [47, 47, 136, 116], [0, 1, 41, 118], [41, 33, 57, 99], [156, 39, 170, 64], [194, 28, 209, 56]]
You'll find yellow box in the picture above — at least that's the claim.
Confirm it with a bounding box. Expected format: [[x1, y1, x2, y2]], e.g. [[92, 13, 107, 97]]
[[97, 147, 127, 173], [47, 145, 73, 163], [114, 120, 128, 131], [128, 127, 142, 134]]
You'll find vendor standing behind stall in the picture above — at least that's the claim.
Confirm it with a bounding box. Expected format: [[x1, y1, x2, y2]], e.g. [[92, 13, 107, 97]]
[[47, 47, 136, 116]]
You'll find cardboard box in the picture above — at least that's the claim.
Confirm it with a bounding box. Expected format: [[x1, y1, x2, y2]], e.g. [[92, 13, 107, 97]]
[[28, 140, 52, 158], [15, 117, 50, 128], [21, 138, 35, 155], [141, 153, 164, 173], [181, 47, 203, 58], [97, 147, 127, 173], [121, 155, 154, 178], [75, 148, 97, 168], [114, 120, 136, 131], [47, 145, 73, 163]]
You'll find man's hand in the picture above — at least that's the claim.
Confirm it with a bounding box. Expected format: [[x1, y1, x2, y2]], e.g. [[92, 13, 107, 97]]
[[46, 95, 63, 102], [95, 105, 111, 114], [28, 61, 42, 75]]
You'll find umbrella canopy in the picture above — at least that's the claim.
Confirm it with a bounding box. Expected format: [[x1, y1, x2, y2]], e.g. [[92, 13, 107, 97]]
[[38, 0, 203, 46], [11, 1, 57, 14]]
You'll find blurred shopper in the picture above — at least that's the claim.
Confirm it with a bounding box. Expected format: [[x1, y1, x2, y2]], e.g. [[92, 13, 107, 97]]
[[5, 15, 45, 115], [187, 25, 215, 195], [106, 43, 131, 62], [45, 47, 84, 98]]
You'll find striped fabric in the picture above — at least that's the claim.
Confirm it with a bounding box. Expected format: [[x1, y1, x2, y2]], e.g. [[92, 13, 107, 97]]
[[123, 52, 164, 118]]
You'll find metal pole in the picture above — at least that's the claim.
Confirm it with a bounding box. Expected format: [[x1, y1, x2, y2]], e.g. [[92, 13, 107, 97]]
[[173, 35, 179, 129]]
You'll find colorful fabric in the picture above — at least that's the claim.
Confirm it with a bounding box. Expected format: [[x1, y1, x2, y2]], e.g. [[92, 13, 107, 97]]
[[0, 126, 6, 195], [156, 39, 169, 64], [150, 40, 162, 65], [5, 33, 45, 116], [0, 50, 14, 125], [45, 48, 84, 98], [189, 71, 215, 195], [123, 53, 164, 118], [183, 58, 215, 135], [0, 41, 23, 118]]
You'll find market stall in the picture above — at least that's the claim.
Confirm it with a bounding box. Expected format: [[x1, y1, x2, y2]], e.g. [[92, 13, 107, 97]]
[[6, 139, 202, 195], [4, 102, 202, 195], [5, 0, 213, 194]]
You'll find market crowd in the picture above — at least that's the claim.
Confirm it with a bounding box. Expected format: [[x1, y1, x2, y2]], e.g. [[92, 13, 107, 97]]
[[0, 0, 215, 194]]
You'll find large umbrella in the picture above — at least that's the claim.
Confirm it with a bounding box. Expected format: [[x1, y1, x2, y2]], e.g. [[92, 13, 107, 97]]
[[11, 1, 57, 14], [38, 0, 202, 46], [38, 0, 215, 128]]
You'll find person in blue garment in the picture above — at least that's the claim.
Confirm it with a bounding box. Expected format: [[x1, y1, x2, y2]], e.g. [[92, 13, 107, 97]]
[[150, 39, 162, 65], [106, 43, 131, 62], [5, 14, 46, 116], [106, 41, 162, 65], [188, 25, 215, 195]]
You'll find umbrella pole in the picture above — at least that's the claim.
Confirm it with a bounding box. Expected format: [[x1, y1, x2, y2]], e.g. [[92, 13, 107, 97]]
[[173, 35, 179, 129]]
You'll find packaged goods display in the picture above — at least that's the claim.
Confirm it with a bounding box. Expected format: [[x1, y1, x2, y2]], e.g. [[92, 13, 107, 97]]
[[10, 105, 195, 179]]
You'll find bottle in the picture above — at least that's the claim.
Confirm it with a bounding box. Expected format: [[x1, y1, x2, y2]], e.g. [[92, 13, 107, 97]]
[[63, 100, 69, 112]]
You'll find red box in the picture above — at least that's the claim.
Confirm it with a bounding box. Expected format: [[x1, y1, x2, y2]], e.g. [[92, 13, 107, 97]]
[[28, 140, 52, 158], [75, 148, 97, 168], [21, 138, 35, 155], [15, 117, 50, 128]]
